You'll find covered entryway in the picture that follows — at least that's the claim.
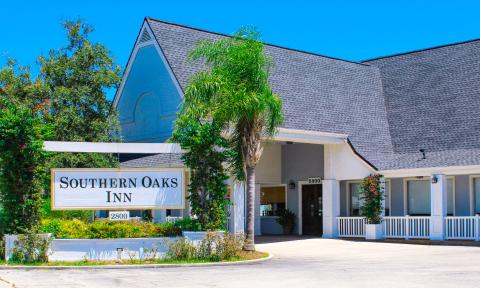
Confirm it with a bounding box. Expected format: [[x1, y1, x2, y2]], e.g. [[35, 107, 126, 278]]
[[301, 184, 323, 235]]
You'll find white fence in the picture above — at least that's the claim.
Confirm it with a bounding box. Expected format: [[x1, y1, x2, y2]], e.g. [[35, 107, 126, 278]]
[[384, 216, 430, 239], [337, 217, 367, 237], [445, 216, 480, 240], [337, 216, 480, 241]]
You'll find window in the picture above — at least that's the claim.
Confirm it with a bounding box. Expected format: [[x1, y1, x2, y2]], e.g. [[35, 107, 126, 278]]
[[447, 178, 454, 216], [349, 182, 363, 216], [474, 177, 480, 214], [260, 186, 286, 216], [384, 180, 390, 216], [349, 181, 389, 216], [406, 180, 430, 215]]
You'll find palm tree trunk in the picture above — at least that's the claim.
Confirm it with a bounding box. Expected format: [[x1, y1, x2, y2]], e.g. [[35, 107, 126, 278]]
[[244, 166, 256, 251]]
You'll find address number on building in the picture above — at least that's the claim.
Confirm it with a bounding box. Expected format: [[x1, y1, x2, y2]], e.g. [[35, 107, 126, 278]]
[[109, 211, 130, 221]]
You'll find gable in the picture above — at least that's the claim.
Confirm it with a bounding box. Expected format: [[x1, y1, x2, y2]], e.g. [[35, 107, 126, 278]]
[[116, 43, 182, 143]]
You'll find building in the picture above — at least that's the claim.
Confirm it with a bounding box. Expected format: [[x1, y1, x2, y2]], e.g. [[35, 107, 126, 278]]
[[113, 17, 480, 240]]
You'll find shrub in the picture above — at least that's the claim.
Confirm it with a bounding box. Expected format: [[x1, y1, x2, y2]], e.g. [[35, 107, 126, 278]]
[[9, 230, 51, 263], [359, 174, 384, 224], [164, 237, 197, 261], [39, 219, 181, 239], [40, 198, 93, 223], [218, 232, 245, 259], [163, 232, 244, 261], [196, 232, 222, 261], [276, 209, 296, 234], [172, 217, 203, 231]]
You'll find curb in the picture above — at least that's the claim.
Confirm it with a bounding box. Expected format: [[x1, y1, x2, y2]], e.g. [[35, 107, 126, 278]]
[[0, 252, 273, 270]]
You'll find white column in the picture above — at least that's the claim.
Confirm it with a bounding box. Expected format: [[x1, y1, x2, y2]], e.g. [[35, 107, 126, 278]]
[[153, 210, 166, 223], [323, 145, 340, 238], [323, 179, 340, 238], [255, 184, 261, 236], [430, 174, 446, 240], [231, 181, 246, 234]]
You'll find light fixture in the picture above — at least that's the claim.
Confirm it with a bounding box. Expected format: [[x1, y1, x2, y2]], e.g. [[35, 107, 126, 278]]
[[288, 180, 296, 190], [420, 149, 426, 160], [431, 175, 438, 184]]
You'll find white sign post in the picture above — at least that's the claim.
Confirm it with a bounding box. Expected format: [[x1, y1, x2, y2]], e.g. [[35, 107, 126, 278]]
[[51, 168, 184, 210]]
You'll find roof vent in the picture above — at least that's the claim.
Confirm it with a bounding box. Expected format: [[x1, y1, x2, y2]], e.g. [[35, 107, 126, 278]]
[[139, 29, 152, 43]]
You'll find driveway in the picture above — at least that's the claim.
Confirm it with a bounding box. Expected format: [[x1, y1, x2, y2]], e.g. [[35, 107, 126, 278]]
[[1, 236, 480, 287]]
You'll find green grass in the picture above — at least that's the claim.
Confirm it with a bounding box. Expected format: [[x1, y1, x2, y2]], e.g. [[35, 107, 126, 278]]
[[0, 251, 269, 266]]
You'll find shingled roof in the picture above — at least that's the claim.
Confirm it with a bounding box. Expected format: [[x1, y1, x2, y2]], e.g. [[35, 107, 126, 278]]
[[364, 39, 480, 169], [121, 17, 480, 171]]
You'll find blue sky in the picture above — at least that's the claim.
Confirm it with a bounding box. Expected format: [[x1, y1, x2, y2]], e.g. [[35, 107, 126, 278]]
[[1, 0, 479, 74]]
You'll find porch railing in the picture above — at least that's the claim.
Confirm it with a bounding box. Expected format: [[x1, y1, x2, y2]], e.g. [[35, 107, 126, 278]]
[[337, 216, 480, 240], [384, 216, 430, 239], [337, 217, 366, 237], [445, 216, 480, 240]]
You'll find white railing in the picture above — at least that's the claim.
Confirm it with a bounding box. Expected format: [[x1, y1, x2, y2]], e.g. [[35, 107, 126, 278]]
[[337, 216, 480, 241], [384, 216, 430, 239], [445, 216, 480, 240], [165, 216, 183, 223], [337, 217, 366, 237]]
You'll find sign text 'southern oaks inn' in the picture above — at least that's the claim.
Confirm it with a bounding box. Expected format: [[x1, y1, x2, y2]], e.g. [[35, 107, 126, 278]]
[[51, 168, 184, 210]]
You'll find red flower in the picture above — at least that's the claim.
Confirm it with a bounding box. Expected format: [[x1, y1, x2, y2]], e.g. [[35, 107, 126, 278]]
[[20, 144, 25, 151]]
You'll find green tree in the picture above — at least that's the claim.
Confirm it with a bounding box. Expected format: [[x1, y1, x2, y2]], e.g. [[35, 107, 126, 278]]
[[0, 101, 52, 233], [182, 28, 283, 250], [38, 20, 121, 169], [173, 116, 230, 230]]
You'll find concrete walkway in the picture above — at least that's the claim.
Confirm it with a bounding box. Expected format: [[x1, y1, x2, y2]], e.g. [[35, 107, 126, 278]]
[[1, 236, 480, 287]]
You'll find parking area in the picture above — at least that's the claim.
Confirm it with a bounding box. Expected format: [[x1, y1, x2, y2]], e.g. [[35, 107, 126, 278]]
[[1, 236, 480, 287]]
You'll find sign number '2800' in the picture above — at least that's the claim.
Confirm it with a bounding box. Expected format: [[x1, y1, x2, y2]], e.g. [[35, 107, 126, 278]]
[[109, 211, 130, 221]]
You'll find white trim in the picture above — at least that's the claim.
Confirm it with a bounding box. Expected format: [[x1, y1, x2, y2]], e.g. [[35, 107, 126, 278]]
[[380, 165, 480, 178], [297, 181, 307, 235], [403, 177, 431, 216], [43, 141, 184, 154], [274, 128, 347, 145], [470, 175, 480, 215], [259, 184, 287, 217], [113, 21, 184, 109]]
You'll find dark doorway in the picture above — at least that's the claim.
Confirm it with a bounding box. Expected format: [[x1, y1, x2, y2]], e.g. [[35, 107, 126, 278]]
[[302, 184, 323, 235]]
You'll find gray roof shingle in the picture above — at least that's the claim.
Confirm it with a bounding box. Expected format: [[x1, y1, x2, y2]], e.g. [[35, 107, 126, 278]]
[[364, 40, 480, 169], [122, 18, 480, 171]]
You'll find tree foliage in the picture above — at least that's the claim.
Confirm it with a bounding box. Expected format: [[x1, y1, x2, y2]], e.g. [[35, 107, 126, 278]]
[[0, 101, 52, 233], [0, 19, 121, 232], [172, 116, 230, 230], [359, 174, 384, 224], [177, 27, 283, 249], [38, 20, 121, 169], [185, 28, 283, 180]]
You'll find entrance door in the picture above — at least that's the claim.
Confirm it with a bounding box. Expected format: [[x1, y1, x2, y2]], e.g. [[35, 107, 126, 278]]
[[302, 184, 323, 235]]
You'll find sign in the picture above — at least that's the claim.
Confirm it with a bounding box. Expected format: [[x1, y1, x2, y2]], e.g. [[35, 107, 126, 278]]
[[51, 168, 184, 210], [109, 211, 130, 221], [308, 177, 322, 184]]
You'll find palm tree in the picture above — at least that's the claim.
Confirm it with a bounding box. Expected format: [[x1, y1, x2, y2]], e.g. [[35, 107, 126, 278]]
[[182, 28, 283, 250]]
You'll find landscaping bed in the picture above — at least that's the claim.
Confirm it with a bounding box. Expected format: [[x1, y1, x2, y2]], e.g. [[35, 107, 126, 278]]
[[0, 251, 269, 267]]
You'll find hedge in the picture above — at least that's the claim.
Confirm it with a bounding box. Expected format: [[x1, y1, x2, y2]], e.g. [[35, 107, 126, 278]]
[[39, 219, 182, 239]]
